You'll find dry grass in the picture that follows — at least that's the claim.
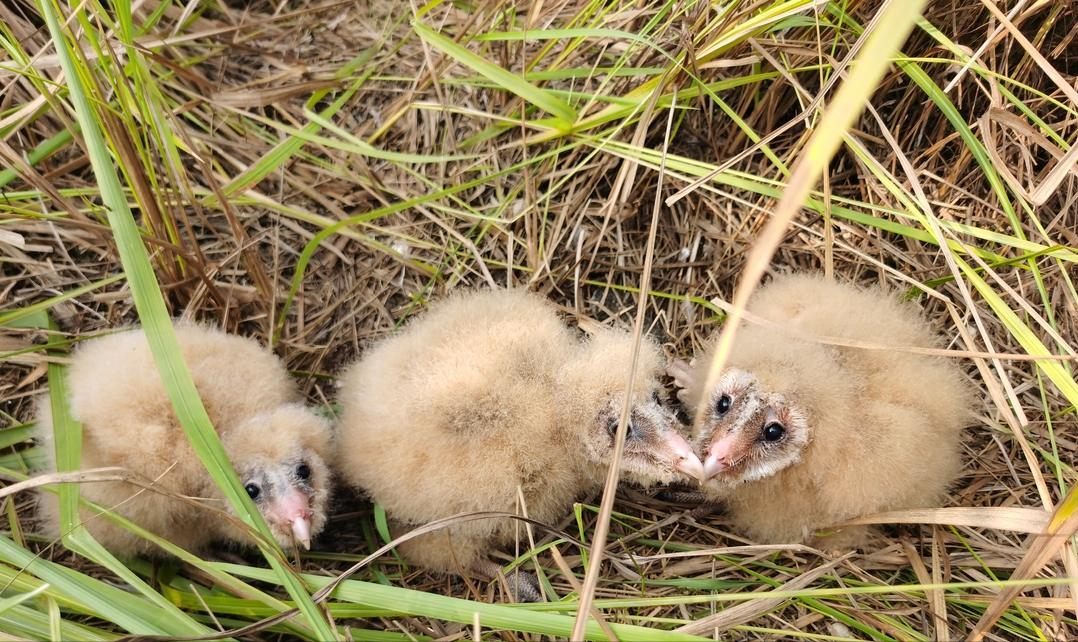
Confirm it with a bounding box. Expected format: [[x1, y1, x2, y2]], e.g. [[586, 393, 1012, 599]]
[[2, 0, 1078, 640]]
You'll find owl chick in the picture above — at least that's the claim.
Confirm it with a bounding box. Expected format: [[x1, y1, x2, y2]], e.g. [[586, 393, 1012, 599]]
[[35, 324, 333, 556], [672, 273, 971, 546], [336, 289, 701, 581]]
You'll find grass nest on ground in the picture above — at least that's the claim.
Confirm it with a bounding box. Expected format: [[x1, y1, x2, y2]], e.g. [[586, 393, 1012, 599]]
[[1, 0, 1077, 640]]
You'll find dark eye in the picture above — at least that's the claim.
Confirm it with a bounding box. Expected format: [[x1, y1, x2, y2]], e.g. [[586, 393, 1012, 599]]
[[244, 483, 261, 500], [605, 417, 638, 439], [715, 394, 732, 415], [651, 390, 663, 404], [296, 463, 311, 481], [763, 422, 785, 442], [606, 416, 619, 436]]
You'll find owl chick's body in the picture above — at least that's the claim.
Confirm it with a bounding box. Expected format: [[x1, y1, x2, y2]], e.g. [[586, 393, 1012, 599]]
[[675, 273, 971, 546], [36, 325, 333, 556], [337, 289, 700, 578]]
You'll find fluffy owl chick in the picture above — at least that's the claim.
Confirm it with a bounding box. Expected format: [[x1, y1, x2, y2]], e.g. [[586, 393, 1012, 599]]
[[336, 289, 700, 580], [35, 325, 332, 557], [673, 273, 971, 546]]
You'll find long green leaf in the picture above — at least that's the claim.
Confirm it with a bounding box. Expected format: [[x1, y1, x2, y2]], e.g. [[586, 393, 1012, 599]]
[[34, 1, 334, 637], [0, 128, 75, 189], [0, 275, 123, 327], [0, 603, 118, 641], [215, 562, 709, 642], [37, 311, 212, 638], [413, 20, 577, 127], [0, 536, 170, 634], [0, 584, 48, 615]]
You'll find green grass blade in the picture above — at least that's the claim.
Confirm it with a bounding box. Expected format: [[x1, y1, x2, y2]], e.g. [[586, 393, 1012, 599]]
[[216, 48, 379, 199], [473, 27, 679, 67], [413, 20, 577, 127], [0, 275, 124, 327], [0, 424, 34, 450], [0, 128, 75, 190], [0, 584, 48, 615], [216, 562, 710, 642], [40, 313, 213, 637], [34, 0, 335, 637], [0, 603, 118, 641], [0, 536, 171, 634], [957, 261, 1078, 406]]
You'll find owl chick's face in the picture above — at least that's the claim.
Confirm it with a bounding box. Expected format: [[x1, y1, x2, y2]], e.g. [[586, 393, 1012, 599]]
[[226, 407, 333, 550], [584, 386, 704, 485], [235, 451, 330, 550], [697, 367, 809, 484]]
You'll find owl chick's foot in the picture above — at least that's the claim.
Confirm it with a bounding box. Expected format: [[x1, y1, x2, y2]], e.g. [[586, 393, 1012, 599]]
[[655, 488, 722, 519], [666, 358, 697, 405], [506, 569, 543, 603], [475, 559, 545, 602]]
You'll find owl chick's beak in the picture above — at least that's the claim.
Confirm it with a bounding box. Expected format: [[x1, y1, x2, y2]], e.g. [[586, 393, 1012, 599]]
[[291, 515, 312, 550], [267, 489, 314, 550], [661, 430, 706, 482], [702, 433, 744, 481], [702, 453, 725, 481]]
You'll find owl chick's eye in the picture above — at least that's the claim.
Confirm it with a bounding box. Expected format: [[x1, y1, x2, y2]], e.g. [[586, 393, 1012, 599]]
[[715, 394, 732, 415], [244, 483, 261, 500], [295, 463, 311, 481], [763, 422, 786, 442], [605, 416, 639, 440]]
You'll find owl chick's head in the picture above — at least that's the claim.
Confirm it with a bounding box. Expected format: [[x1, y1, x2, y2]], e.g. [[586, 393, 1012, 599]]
[[223, 404, 333, 550], [562, 329, 703, 485], [695, 366, 810, 485]]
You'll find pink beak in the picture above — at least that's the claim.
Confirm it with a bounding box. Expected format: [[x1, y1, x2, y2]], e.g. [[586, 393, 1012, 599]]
[[267, 490, 314, 550], [702, 434, 742, 481], [662, 430, 705, 482], [291, 516, 312, 550]]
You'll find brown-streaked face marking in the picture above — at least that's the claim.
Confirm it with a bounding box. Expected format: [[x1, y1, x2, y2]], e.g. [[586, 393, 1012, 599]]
[[698, 368, 809, 484]]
